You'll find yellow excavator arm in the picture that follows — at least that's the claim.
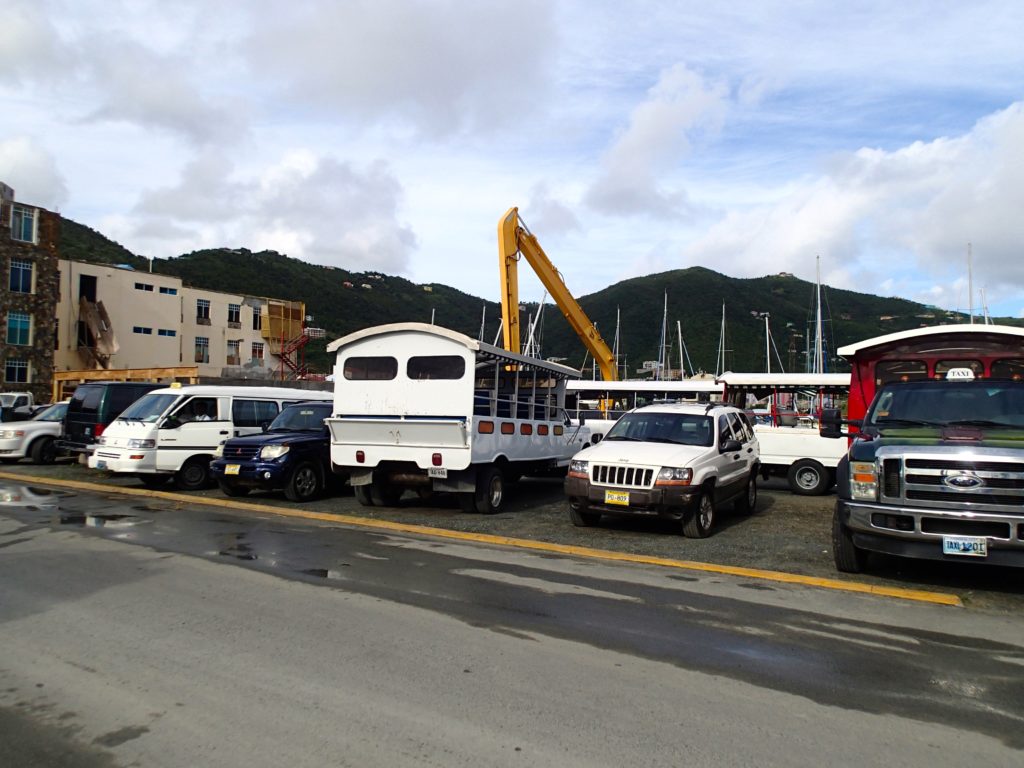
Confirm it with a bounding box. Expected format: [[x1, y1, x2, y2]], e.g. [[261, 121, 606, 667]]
[[498, 207, 618, 381]]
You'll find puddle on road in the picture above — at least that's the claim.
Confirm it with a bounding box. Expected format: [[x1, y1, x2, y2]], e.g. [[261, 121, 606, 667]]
[[301, 566, 350, 580], [55, 513, 144, 528]]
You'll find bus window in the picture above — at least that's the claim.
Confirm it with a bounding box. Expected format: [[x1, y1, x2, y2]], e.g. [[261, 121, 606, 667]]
[[934, 360, 983, 379], [991, 359, 1024, 380], [874, 360, 928, 385]]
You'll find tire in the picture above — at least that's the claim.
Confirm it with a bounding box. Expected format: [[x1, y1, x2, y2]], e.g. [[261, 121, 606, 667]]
[[568, 500, 600, 527], [284, 462, 322, 503], [175, 458, 212, 491], [474, 465, 505, 514], [788, 459, 830, 496], [29, 436, 58, 465], [353, 484, 374, 507], [683, 490, 715, 538], [139, 474, 171, 489], [370, 477, 402, 507], [734, 473, 757, 514], [832, 506, 867, 573], [218, 480, 250, 497]]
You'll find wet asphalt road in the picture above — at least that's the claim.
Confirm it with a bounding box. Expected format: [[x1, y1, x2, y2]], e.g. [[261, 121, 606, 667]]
[[1, 478, 1024, 766]]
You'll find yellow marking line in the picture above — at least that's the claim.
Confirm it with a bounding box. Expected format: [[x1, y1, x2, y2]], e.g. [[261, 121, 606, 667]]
[[1, 471, 962, 606]]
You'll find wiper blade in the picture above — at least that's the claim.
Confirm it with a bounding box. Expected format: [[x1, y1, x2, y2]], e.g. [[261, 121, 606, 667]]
[[604, 435, 641, 441], [946, 419, 1014, 428], [875, 418, 941, 428], [644, 437, 679, 444]]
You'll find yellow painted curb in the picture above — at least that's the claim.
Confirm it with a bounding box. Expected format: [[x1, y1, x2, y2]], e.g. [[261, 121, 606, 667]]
[[0, 470, 963, 607]]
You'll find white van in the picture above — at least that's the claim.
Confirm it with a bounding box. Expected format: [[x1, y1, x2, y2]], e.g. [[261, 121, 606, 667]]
[[88, 384, 331, 490]]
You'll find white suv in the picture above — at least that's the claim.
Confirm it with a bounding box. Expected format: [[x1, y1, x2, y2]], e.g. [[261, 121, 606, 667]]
[[564, 403, 759, 537]]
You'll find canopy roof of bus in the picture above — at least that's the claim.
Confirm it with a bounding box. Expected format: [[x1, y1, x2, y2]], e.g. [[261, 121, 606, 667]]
[[326, 322, 582, 378], [837, 324, 1024, 359], [567, 378, 721, 392], [716, 372, 850, 389]]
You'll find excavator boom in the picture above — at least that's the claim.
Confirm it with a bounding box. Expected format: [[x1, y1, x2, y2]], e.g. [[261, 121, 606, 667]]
[[498, 207, 618, 381]]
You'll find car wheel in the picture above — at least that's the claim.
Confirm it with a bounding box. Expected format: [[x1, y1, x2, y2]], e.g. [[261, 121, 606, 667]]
[[218, 480, 250, 497], [832, 506, 867, 573], [568, 500, 600, 527], [734, 473, 757, 514], [30, 436, 58, 465], [285, 462, 322, 503], [788, 459, 830, 495], [353, 484, 374, 506], [175, 458, 211, 491], [683, 491, 715, 538], [370, 477, 402, 507], [474, 466, 505, 514], [139, 474, 171, 489]]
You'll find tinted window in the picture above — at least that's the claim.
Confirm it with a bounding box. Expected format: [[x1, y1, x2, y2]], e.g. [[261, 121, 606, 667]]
[[232, 399, 280, 427], [71, 386, 103, 414], [874, 360, 928, 385], [407, 355, 466, 380], [270, 404, 332, 431], [107, 386, 156, 415], [343, 356, 398, 380], [992, 359, 1024, 379]]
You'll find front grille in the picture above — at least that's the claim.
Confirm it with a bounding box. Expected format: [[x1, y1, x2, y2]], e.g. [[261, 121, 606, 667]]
[[222, 445, 259, 460], [880, 454, 1024, 511], [591, 464, 655, 489]]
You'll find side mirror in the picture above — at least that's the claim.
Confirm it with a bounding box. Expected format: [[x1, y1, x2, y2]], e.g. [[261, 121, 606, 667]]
[[819, 408, 864, 439], [578, 412, 586, 426], [720, 438, 742, 453], [261, 421, 271, 433], [592, 433, 602, 444]]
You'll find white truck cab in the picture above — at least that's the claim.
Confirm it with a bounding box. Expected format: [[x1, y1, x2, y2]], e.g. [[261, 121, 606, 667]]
[[89, 384, 331, 490]]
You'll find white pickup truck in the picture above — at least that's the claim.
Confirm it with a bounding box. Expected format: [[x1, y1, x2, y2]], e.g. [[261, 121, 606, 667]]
[[0, 391, 36, 422], [326, 322, 591, 513]]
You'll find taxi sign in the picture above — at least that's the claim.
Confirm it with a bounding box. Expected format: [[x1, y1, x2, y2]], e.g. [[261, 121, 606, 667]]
[[945, 367, 975, 381]]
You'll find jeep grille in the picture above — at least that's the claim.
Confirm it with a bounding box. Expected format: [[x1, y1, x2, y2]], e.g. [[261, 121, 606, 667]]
[[591, 464, 655, 489]]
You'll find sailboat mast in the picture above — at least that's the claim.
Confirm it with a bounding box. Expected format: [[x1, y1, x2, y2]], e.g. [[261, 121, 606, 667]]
[[677, 320, 685, 379], [658, 291, 668, 381], [716, 303, 726, 376], [613, 307, 621, 379], [814, 256, 824, 374]]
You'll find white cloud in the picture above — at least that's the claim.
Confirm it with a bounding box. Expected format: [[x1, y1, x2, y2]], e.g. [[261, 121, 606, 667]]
[[0, 138, 67, 209], [585, 63, 727, 217], [0, 1, 66, 83], [244, 0, 558, 138], [120, 150, 416, 273]]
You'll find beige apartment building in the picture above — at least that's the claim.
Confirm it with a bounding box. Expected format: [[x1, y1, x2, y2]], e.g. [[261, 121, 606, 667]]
[[55, 259, 305, 379]]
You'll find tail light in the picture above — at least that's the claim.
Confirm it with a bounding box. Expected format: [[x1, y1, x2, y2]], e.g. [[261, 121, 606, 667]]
[[356, 450, 365, 463], [432, 453, 442, 466], [94, 423, 105, 438]]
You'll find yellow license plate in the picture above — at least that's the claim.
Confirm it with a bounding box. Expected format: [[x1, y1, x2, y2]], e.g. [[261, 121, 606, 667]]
[[604, 490, 630, 506], [225, 465, 240, 475]]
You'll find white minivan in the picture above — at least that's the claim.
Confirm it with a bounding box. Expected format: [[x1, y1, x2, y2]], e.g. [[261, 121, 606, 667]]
[[88, 384, 332, 490]]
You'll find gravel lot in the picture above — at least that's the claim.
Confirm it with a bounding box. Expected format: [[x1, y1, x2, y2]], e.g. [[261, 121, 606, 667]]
[[2, 458, 1022, 612]]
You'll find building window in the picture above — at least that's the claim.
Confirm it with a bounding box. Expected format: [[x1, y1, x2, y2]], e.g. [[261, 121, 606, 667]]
[[228, 303, 241, 327], [4, 358, 29, 384], [9, 258, 33, 293], [158, 328, 177, 337], [160, 286, 178, 295], [132, 326, 153, 335], [194, 336, 210, 363], [196, 298, 211, 323], [10, 205, 37, 243], [6, 312, 31, 346], [227, 339, 241, 365], [252, 308, 262, 331], [251, 341, 264, 361], [134, 282, 154, 292]]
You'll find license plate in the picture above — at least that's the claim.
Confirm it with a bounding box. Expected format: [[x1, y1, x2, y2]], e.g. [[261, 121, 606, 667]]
[[428, 468, 447, 478], [225, 465, 240, 476], [96, 460, 107, 470], [604, 490, 630, 506], [942, 535, 987, 557]]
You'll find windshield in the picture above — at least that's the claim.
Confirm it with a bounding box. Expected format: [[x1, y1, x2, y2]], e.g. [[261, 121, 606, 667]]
[[117, 393, 180, 423], [866, 380, 1024, 430], [0, 394, 16, 407], [604, 411, 713, 446], [269, 404, 332, 432], [32, 402, 68, 422]]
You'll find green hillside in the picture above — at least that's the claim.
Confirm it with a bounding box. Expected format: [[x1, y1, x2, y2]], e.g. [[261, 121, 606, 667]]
[[60, 218, 1016, 376]]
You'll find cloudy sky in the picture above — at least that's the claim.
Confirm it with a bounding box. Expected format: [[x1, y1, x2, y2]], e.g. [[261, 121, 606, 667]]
[[3, 0, 1024, 317]]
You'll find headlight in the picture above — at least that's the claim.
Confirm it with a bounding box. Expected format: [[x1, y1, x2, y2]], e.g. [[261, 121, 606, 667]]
[[569, 459, 589, 478], [850, 461, 878, 501], [213, 443, 224, 458], [126, 438, 155, 449], [656, 467, 693, 486], [0, 429, 25, 439], [260, 444, 290, 460]]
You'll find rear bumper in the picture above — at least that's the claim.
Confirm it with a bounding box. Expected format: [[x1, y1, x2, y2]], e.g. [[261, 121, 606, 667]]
[[564, 476, 700, 518]]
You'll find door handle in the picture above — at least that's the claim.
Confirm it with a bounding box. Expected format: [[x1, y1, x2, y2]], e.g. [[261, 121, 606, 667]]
[[219, 430, 229, 435]]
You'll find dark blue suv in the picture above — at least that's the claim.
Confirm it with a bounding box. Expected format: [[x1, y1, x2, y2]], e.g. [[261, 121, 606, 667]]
[[210, 401, 337, 502]]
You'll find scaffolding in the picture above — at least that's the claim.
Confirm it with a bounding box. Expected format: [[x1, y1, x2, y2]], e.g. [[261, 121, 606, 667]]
[[261, 299, 309, 380]]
